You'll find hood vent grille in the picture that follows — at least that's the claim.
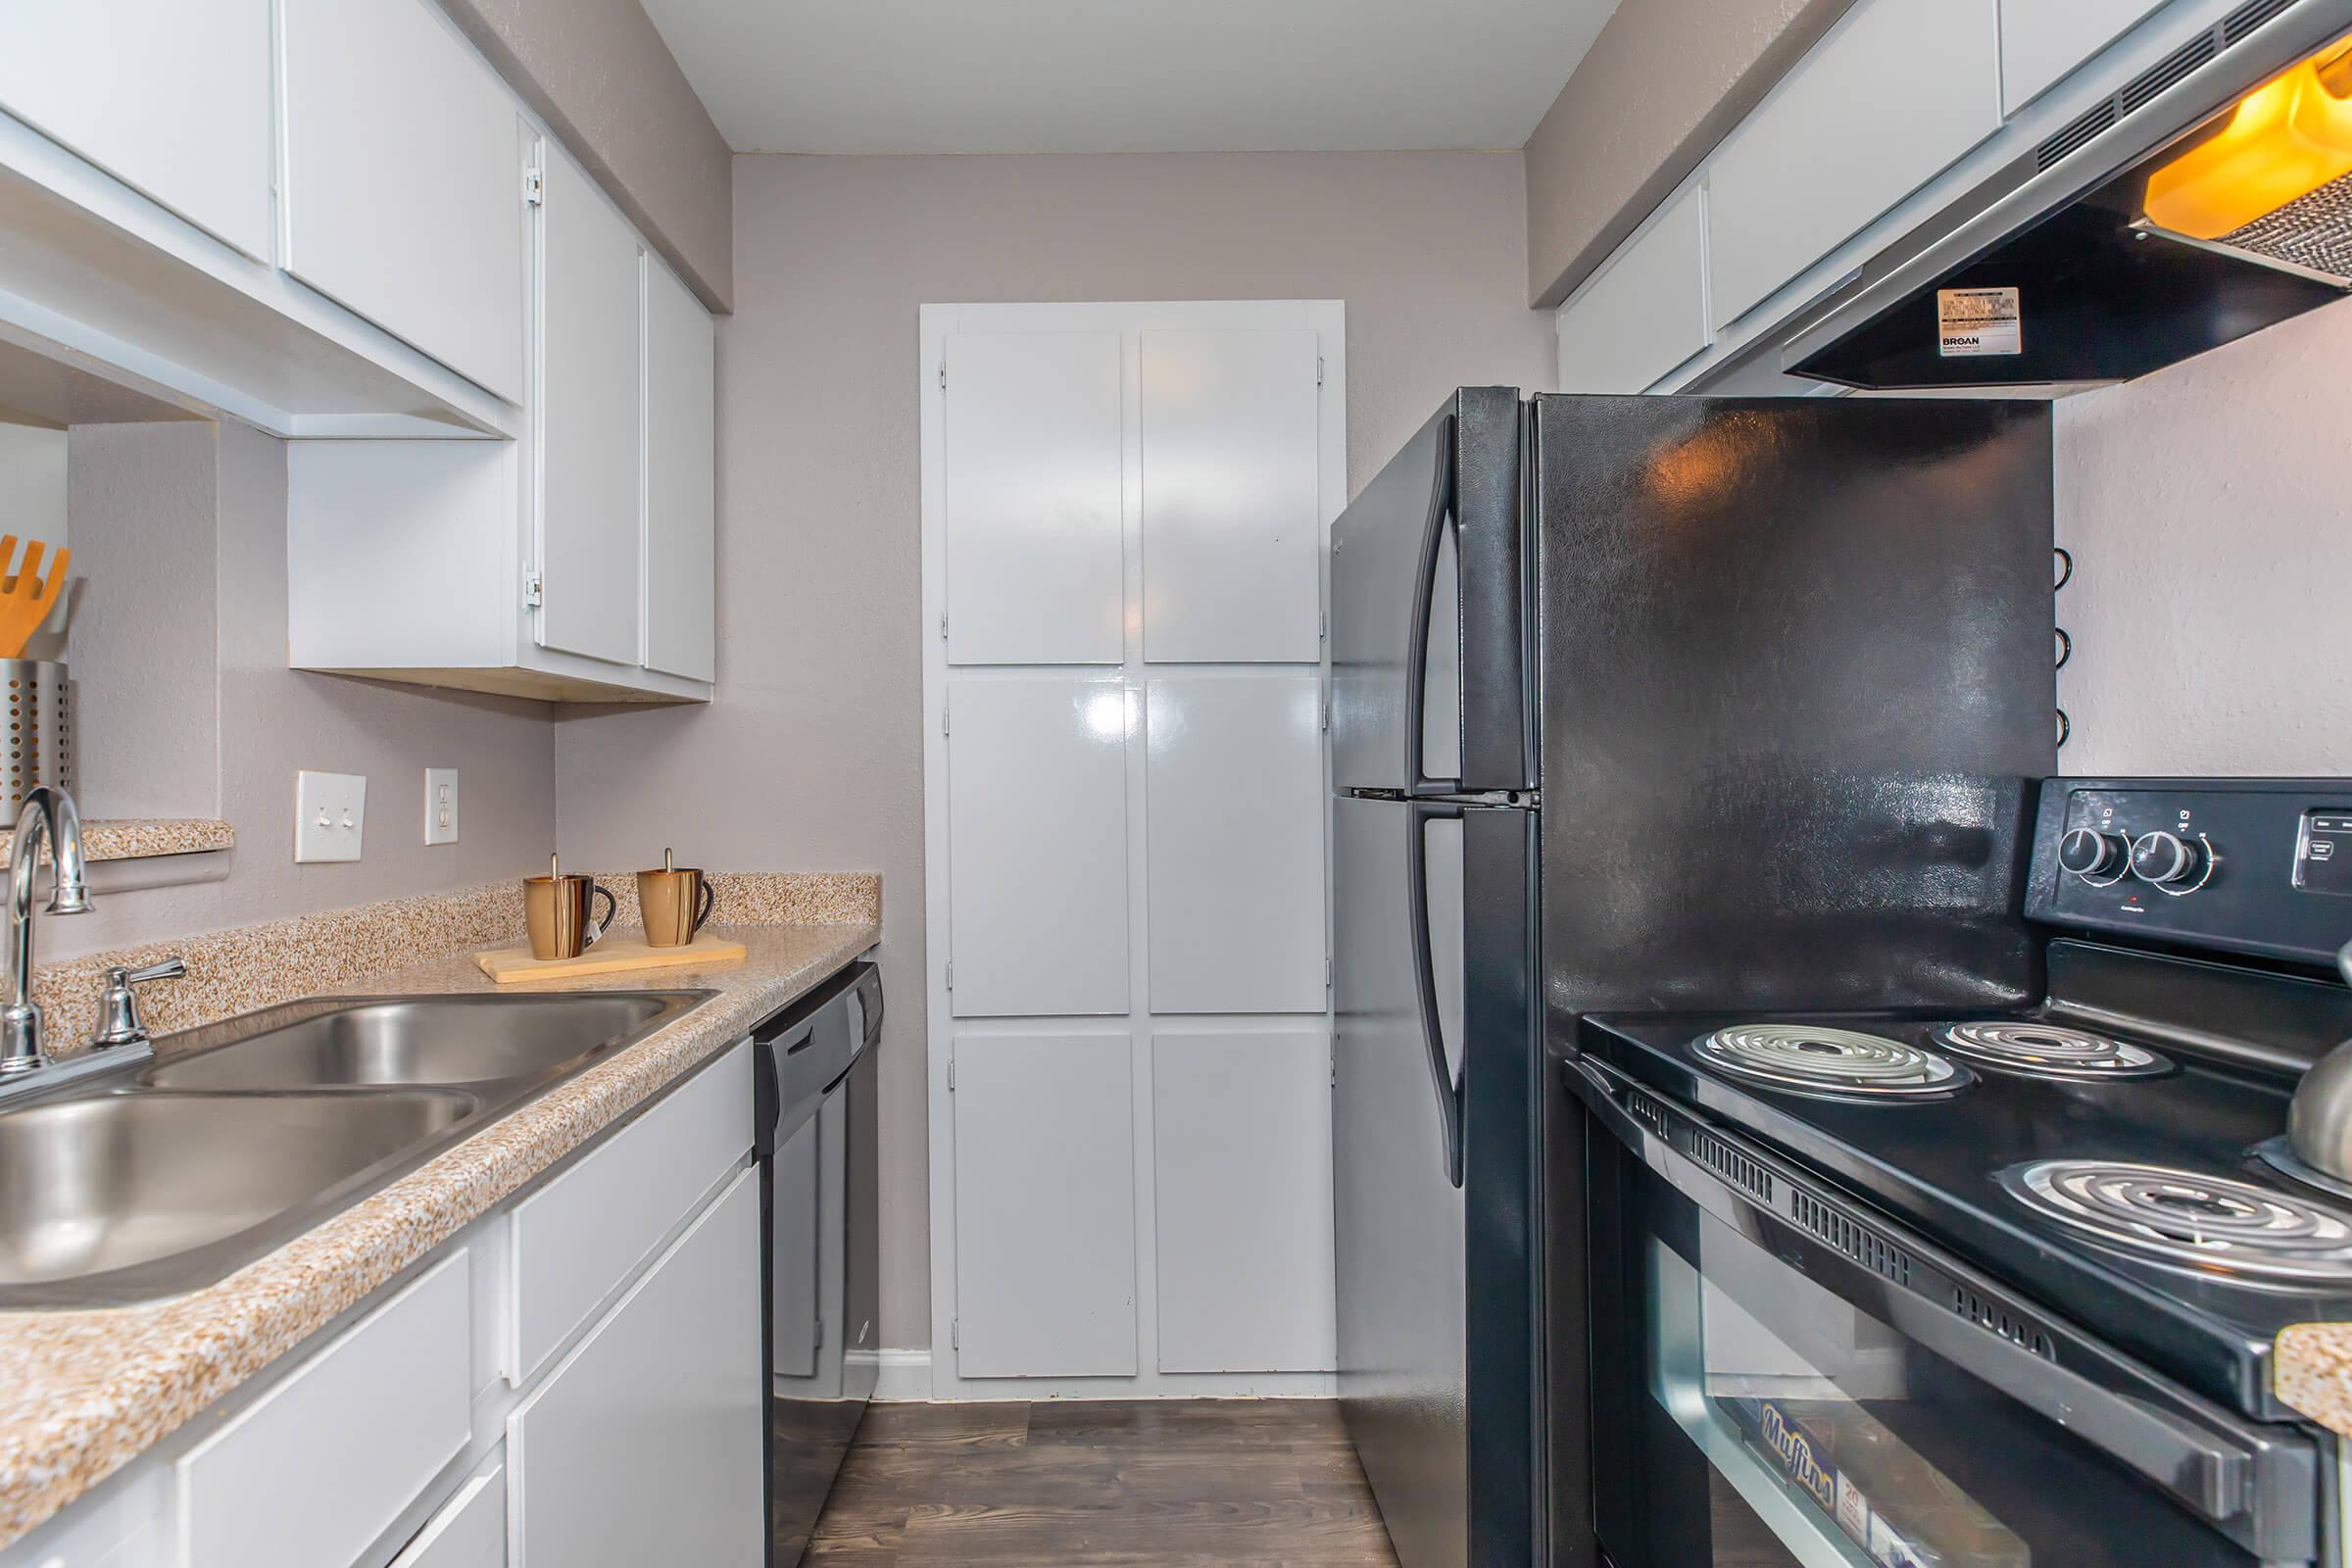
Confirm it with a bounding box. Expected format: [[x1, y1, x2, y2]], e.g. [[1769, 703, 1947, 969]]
[[2034, 3, 2300, 174], [2227, 0, 2297, 46]]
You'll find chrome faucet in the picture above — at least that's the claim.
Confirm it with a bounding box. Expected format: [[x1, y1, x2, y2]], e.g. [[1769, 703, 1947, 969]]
[[0, 784, 92, 1078]]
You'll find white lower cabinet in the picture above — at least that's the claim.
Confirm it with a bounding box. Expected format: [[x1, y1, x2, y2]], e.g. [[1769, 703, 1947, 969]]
[[177, 1252, 472, 1568], [393, 1464, 506, 1568], [0, 1041, 764, 1568], [508, 1168, 764, 1568]]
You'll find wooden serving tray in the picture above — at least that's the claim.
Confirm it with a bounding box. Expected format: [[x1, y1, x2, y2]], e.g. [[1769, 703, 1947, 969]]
[[474, 930, 748, 984]]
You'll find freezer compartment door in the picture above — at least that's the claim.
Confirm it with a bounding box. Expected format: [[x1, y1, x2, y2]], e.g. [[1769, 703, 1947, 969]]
[[1334, 792, 1467, 1568], [1331, 388, 1532, 796]]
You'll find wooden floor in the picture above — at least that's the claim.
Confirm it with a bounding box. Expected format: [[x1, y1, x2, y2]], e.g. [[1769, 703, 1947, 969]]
[[805, 1398, 1403, 1566]]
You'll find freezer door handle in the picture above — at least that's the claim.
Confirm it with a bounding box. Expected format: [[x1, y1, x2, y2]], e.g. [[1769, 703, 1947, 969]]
[[1407, 800, 1465, 1188], [1404, 415, 1461, 796]]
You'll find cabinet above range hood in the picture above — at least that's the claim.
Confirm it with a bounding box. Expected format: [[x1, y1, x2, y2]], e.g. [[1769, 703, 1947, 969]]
[[1785, 0, 2352, 391]]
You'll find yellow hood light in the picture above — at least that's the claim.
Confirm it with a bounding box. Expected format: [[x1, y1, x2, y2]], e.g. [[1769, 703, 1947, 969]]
[[2144, 45, 2352, 241]]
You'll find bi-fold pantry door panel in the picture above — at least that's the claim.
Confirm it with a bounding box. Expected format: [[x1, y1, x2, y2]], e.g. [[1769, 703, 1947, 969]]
[[1145, 672, 1326, 1014], [943, 330, 1126, 666], [945, 671, 1131, 1018], [952, 1033, 1138, 1378], [1140, 329, 1322, 662], [1152, 1029, 1336, 1373]]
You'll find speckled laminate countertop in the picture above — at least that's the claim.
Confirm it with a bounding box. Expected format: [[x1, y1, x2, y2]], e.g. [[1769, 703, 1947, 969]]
[[0, 919, 878, 1548], [2275, 1325, 2352, 1437]]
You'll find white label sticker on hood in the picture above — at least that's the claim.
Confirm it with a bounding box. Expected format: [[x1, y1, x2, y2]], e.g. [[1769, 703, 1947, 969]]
[[1937, 287, 2023, 357]]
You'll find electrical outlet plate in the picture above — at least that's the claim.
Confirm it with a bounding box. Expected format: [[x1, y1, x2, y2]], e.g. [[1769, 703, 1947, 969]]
[[295, 770, 366, 862], [423, 767, 460, 846]]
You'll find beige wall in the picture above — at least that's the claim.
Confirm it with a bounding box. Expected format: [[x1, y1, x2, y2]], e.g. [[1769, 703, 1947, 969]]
[[47, 421, 559, 960], [439, 0, 733, 312], [554, 149, 1556, 1350], [2055, 298, 2352, 776], [1523, 0, 1855, 307]]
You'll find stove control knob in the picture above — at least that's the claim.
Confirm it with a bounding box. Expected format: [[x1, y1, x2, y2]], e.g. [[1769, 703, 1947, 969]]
[[2130, 830, 2207, 888], [2058, 828, 2127, 879]]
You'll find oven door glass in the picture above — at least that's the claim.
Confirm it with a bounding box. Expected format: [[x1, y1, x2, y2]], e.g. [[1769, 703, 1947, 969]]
[[1590, 1141, 2278, 1568]]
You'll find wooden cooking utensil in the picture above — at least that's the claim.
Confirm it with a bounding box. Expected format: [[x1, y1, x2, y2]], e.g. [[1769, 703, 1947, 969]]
[[0, 542, 69, 659]]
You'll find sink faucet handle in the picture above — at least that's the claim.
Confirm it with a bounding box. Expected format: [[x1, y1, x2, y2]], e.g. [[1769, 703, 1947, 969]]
[[91, 956, 184, 1050]]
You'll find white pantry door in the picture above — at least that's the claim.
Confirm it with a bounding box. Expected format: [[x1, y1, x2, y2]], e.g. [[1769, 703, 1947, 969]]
[[921, 301, 1344, 1396]]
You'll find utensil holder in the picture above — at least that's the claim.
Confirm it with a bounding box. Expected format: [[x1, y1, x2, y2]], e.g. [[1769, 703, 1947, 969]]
[[0, 660, 71, 822]]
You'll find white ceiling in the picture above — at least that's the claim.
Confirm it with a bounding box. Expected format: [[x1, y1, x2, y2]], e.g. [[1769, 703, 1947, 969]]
[[641, 0, 1621, 156]]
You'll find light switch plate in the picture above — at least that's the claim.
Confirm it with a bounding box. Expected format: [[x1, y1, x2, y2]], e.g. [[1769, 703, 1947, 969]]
[[423, 768, 459, 845], [295, 770, 367, 862]]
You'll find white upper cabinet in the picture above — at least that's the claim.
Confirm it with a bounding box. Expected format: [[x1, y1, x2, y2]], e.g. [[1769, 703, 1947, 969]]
[[1707, 0, 2002, 328], [2000, 0, 2169, 115], [943, 330, 1126, 666], [0, 0, 272, 260], [537, 145, 644, 669], [1557, 185, 1710, 394], [645, 257, 717, 683], [280, 0, 528, 402], [1140, 329, 1322, 663]]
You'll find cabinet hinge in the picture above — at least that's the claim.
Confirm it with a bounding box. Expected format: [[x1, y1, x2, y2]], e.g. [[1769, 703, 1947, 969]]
[[814, 1316, 825, 1349], [1316, 354, 1325, 387], [1330, 1041, 1338, 1087], [941, 704, 950, 736], [523, 569, 543, 609], [952, 1318, 960, 1350], [940, 612, 949, 642], [1326, 955, 1334, 990], [1320, 698, 1331, 732], [945, 960, 955, 993], [522, 165, 545, 207], [939, 359, 947, 392]]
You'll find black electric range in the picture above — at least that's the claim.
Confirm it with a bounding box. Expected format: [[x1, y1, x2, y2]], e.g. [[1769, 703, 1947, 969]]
[[1564, 778, 2352, 1568]]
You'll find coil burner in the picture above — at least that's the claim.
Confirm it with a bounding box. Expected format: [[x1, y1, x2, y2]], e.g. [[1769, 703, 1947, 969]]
[[1932, 1021, 2172, 1080], [1692, 1025, 1969, 1099], [2003, 1160, 2352, 1284]]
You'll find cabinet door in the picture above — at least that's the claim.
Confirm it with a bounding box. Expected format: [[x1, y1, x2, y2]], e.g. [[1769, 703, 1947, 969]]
[[392, 1464, 505, 1568], [646, 256, 715, 682], [2000, 0, 2167, 115], [943, 330, 1125, 665], [946, 672, 1132, 1017], [1707, 0, 2001, 328], [537, 146, 644, 669], [952, 1032, 1137, 1377], [510, 1169, 762, 1568], [1153, 1029, 1336, 1373], [1557, 185, 1710, 394], [280, 0, 526, 399], [0, 0, 271, 259], [1145, 672, 1326, 1014], [1140, 329, 1322, 662]]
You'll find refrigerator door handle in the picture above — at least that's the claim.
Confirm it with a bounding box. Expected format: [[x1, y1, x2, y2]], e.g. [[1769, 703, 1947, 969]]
[[1407, 799, 1466, 1189], [1404, 415, 1462, 796]]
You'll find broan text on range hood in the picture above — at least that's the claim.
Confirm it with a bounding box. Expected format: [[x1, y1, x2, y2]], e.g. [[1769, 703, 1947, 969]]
[[1784, 0, 2352, 390]]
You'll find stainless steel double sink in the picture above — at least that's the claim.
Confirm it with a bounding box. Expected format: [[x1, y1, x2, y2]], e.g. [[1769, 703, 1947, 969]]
[[0, 991, 707, 1309]]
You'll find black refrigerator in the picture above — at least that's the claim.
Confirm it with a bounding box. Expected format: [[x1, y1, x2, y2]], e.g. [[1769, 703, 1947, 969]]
[[1328, 390, 2056, 1568]]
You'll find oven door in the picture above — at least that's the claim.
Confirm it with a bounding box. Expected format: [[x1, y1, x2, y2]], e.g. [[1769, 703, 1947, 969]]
[[1568, 1057, 2324, 1568]]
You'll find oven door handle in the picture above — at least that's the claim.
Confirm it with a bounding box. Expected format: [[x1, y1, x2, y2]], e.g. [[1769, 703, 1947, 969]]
[[1564, 1054, 2319, 1564]]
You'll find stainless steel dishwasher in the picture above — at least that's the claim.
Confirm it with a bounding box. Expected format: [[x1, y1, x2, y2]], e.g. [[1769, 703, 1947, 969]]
[[754, 959, 881, 1566]]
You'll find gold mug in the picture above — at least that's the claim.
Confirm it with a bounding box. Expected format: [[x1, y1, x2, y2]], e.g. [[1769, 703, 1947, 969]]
[[524, 858, 615, 960], [637, 849, 715, 948]]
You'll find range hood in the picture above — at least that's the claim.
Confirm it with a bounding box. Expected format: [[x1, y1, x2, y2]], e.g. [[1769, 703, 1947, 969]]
[[1786, 0, 2352, 391]]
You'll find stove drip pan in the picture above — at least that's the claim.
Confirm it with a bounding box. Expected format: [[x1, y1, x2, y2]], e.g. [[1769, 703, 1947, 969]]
[[2004, 1159, 2352, 1284], [1692, 1025, 1968, 1099], [1933, 1021, 2172, 1080]]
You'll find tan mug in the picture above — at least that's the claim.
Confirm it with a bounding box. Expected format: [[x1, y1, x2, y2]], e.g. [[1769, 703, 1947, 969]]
[[638, 849, 714, 948], [525, 856, 615, 960]]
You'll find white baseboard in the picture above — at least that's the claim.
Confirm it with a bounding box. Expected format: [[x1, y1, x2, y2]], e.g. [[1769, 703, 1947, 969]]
[[870, 1349, 1337, 1403], [872, 1348, 934, 1402]]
